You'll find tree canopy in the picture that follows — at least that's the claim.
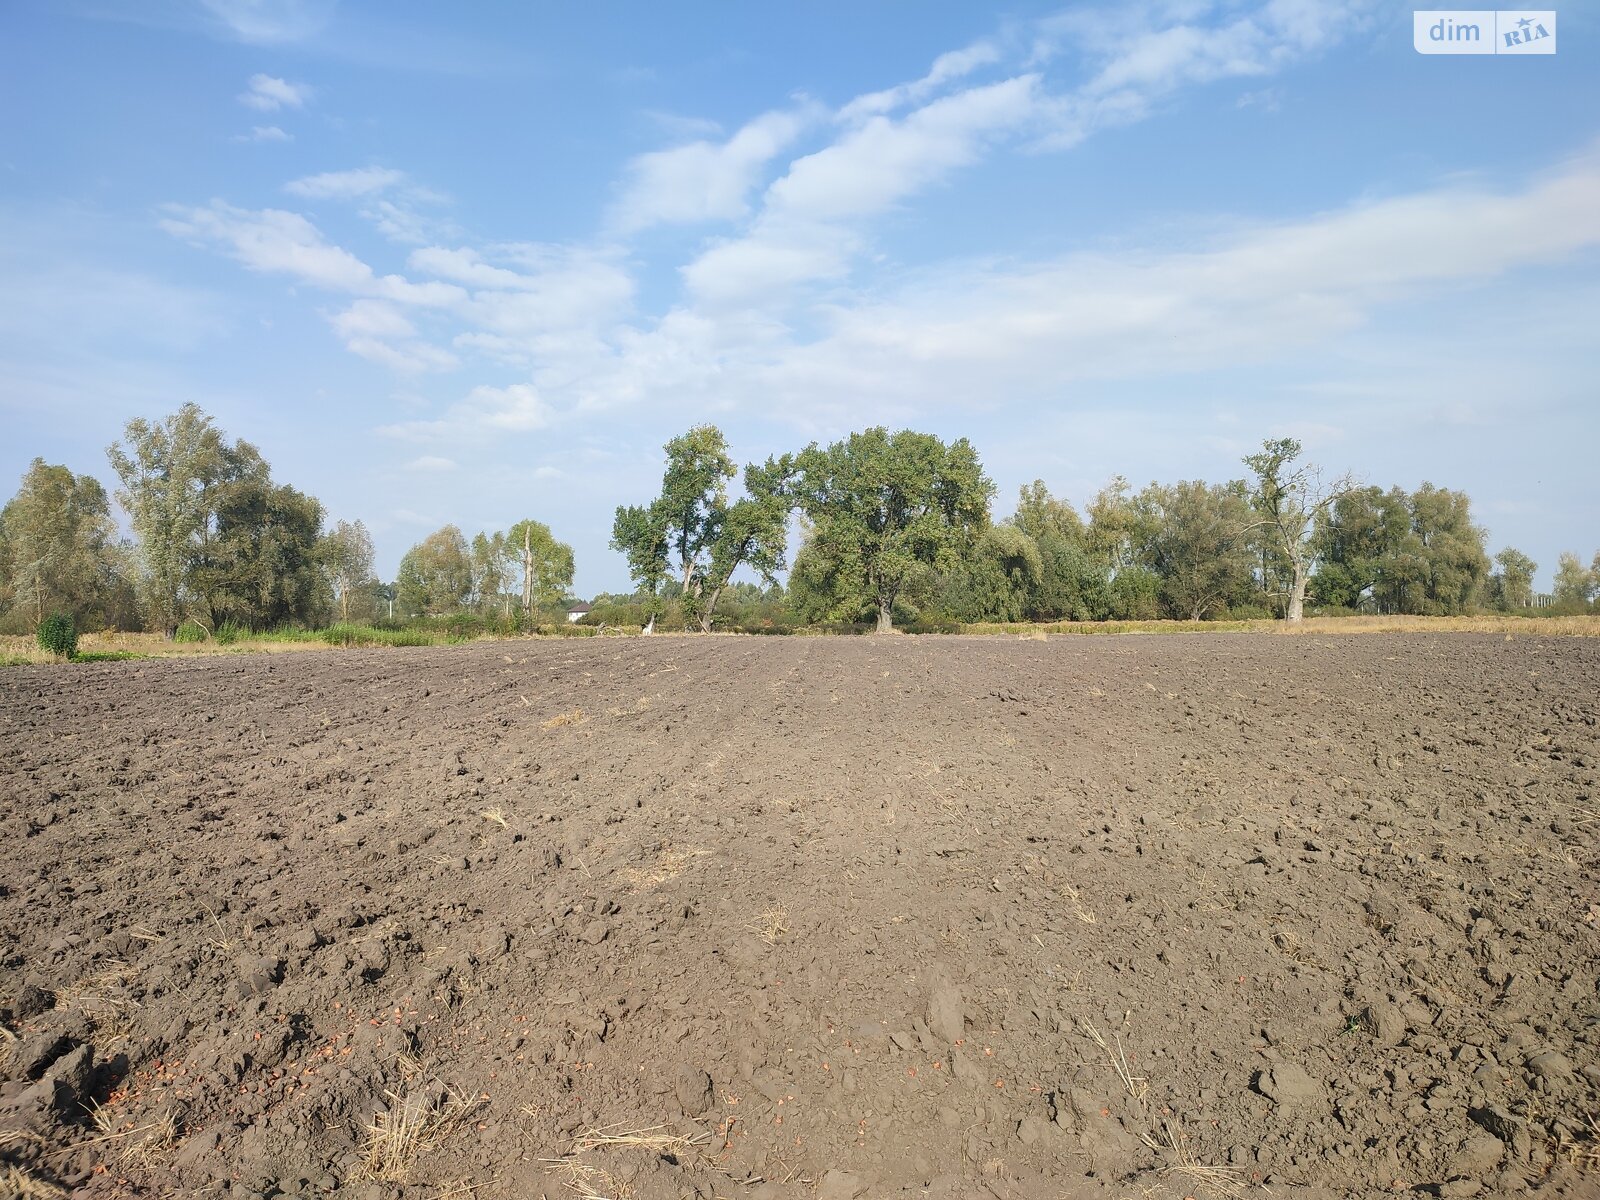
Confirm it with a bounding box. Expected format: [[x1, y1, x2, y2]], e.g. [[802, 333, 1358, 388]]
[[791, 427, 992, 632]]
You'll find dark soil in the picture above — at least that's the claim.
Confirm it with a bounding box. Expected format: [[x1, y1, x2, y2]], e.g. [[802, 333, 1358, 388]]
[[1, 633, 1597, 1200]]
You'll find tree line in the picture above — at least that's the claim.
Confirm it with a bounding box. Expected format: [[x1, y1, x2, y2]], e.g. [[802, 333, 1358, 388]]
[[0, 404, 575, 639], [604, 424, 1597, 632], [2, 409, 1596, 638]]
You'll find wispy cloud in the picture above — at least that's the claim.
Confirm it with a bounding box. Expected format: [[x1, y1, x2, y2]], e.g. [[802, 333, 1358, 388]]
[[610, 108, 816, 233], [379, 382, 551, 442], [235, 124, 294, 143], [238, 73, 313, 111], [202, 0, 334, 45], [286, 166, 407, 199], [161, 202, 463, 307]]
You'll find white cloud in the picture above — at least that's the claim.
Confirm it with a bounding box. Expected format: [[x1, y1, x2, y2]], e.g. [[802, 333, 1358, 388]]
[[330, 299, 416, 340], [725, 152, 1600, 411], [203, 0, 332, 44], [1032, 0, 1375, 148], [238, 73, 313, 111], [839, 39, 1004, 121], [681, 76, 1039, 304], [771, 75, 1038, 224], [162, 202, 464, 307], [408, 246, 532, 289], [286, 167, 407, 199], [610, 108, 813, 233], [236, 125, 293, 143], [379, 382, 552, 442], [406, 455, 457, 472]]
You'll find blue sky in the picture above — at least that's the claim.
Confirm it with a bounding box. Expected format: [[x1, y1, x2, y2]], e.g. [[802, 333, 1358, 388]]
[[2, 0, 1596, 594]]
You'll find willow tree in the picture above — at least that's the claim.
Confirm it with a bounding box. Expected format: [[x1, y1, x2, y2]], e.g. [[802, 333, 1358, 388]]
[[0, 459, 121, 628]]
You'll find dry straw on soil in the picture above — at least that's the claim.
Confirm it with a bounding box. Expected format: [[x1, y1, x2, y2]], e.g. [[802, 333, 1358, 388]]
[[355, 1085, 484, 1183]]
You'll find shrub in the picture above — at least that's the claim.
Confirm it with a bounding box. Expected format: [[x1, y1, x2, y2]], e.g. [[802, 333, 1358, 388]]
[[37, 613, 78, 659], [215, 621, 250, 644], [174, 620, 208, 643]]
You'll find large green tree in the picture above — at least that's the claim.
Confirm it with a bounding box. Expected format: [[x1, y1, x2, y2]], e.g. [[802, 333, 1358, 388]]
[[1311, 485, 1410, 610], [611, 426, 789, 632], [1006, 481, 1107, 621], [1490, 548, 1537, 611], [1243, 437, 1354, 622], [192, 478, 328, 629], [938, 524, 1042, 623], [108, 403, 233, 635], [105, 404, 314, 635], [1553, 551, 1597, 608], [792, 427, 992, 633], [505, 519, 575, 619], [1389, 484, 1489, 614], [396, 525, 473, 617], [323, 519, 377, 622], [0, 459, 124, 628], [1133, 479, 1255, 621]]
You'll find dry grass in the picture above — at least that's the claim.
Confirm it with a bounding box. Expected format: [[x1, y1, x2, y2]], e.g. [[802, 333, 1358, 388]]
[[541, 1124, 710, 1200], [621, 844, 709, 890], [605, 697, 654, 717], [57, 961, 142, 1039], [1080, 1020, 1149, 1105], [543, 1157, 630, 1200], [0, 1166, 68, 1199], [963, 614, 1600, 639], [755, 906, 790, 945], [87, 1104, 180, 1168], [354, 1085, 484, 1183], [1063, 881, 1097, 925], [571, 1123, 709, 1156], [542, 707, 588, 729], [478, 807, 509, 829], [1140, 1122, 1249, 1199], [1560, 1113, 1600, 1170]]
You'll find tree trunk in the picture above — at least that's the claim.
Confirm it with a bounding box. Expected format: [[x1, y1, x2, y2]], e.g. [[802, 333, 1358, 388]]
[[875, 599, 894, 633], [699, 586, 722, 633], [522, 528, 534, 618], [1286, 557, 1308, 623]]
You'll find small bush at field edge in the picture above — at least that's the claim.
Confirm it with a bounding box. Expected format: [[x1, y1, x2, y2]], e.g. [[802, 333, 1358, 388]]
[[174, 620, 207, 643], [37, 613, 78, 660]]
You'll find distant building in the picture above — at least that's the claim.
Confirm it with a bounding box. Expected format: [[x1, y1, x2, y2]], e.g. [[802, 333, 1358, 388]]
[[566, 601, 592, 624]]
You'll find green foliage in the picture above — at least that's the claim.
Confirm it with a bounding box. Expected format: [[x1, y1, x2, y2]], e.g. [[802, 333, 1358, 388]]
[[938, 525, 1041, 622], [1490, 548, 1538, 610], [1312, 484, 1490, 615], [612, 425, 790, 632], [194, 478, 329, 631], [173, 619, 207, 643], [1552, 551, 1598, 610], [1243, 438, 1353, 621], [396, 525, 473, 617], [214, 620, 250, 644], [107, 404, 330, 634], [503, 519, 576, 617], [1107, 566, 1162, 620], [320, 623, 437, 648], [36, 612, 77, 659], [322, 519, 376, 622], [1133, 480, 1255, 620], [1, 458, 126, 630], [792, 427, 992, 632]]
